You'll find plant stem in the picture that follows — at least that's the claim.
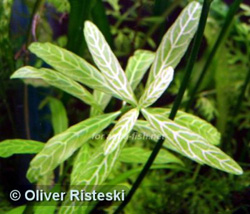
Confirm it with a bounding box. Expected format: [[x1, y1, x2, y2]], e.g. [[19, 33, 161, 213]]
[[185, 0, 243, 111], [169, 0, 212, 119], [25, 0, 43, 49], [114, 3, 140, 29], [192, 165, 201, 182], [23, 0, 43, 140], [22, 1, 44, 214], [114, 1, 212, 213], [24, 85, 31, 139], [187, 0, 243, 185], [0, 86, 17, 136]]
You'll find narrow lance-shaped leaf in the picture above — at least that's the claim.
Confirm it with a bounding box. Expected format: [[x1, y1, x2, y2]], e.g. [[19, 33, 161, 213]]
[[134, 120, 204, 165], [34, 186, 61, 213], [139, 66, 174, 108], [126, 50, 155, 90], [84, 21, 137, 105], [147, 2, 201, 85], [61, 140, 127, 213], [119, 147, 183, 165], [6, 206, 26, 214], [134, 120, 161, 142], [91, 50, 155, 116], [142, 108, 243, 175], [27, 111, 120, 183], [104, 108, 139, 155], [11, 66, 101, 110], [90, 90, 112, 117], [72, 139, 126, 186], [146, 108, 221, 145], [70, 144, 90, 183], [59, 204, 88, 214], [135, 111, 220, 146], [29, 42, 113, 94], [48, 97, 68, 135], [34, 205, 57, 214], [0, 139, 44, 158]]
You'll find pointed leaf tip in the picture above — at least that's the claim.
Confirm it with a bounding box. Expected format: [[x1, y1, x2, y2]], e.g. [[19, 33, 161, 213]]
[[26, 111, 120, 182], [84, 20, 137, 105], [142, 108, 243, 175], [104, 108, 139, 155], [139, 66, 174, 107], [147, 1, 201, 85]]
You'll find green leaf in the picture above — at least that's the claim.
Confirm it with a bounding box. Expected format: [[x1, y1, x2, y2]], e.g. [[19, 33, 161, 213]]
[[107, 165, 187, 187], [0, 139, 44, 158], [139, 66, 174, 108], [27, 111, 120, 183], [104, 0, 120, 11], [48, 97, 68, 135], [125, 50, 155, 90], [70, 144, 90, 184], [147, 2, 201, 85], [84, 21, 137, 105], [6, 206, 26, 214], [34, 185, 60, 214], [146, 108, 221, 146], [65, 141, 128, 214], [90, 90, 112, 117], [135, 109, 221, 146], [28, 42, 112, 94], [119, 147, 183, 165], [142, 108, 243, 175], [134, 120, 204, 165], [47, 0, 69, 13], [104, 108, 139, 155], [34, 204, 57, 214], [59, 206, 88, 214], [134, 120, 161, 142], [71, 139, 127, 186], [11, 66, 100, 109]]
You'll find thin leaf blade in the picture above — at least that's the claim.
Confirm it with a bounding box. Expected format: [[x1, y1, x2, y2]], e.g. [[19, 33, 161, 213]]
[[119, 147, 183, 165], [90, 90, 112, 117], [147, 108, 221, 145], [84, 21, 137, 105], [6, 206, 26, 214], [134, 120, 204, 164], [60, 140, 127, 213], [72, 139, 126, 186], [48, 97, 68, 135], [70, 144, 90, 184], [134, 120, 161, 142], [28, 42, 112, 94], [27, 111, 120, 183], [11, 66, 101, 109], [0, 139, 44, 158], [104, 108, 139, 155], [142, 108, 243, 175], [139, 66, 174, 107], [126, 50, 155, 90], [147, 2, 202, 85]]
